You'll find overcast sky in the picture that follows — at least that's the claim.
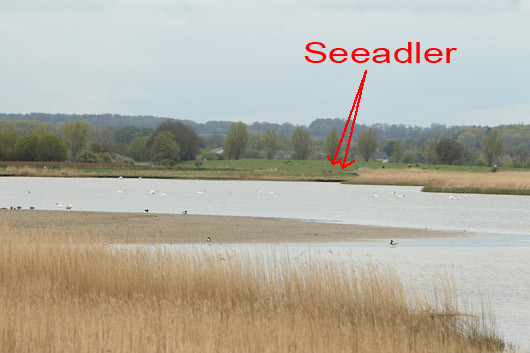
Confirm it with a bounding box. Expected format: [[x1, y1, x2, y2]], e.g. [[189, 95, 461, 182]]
[[1, 0, 529, 126]]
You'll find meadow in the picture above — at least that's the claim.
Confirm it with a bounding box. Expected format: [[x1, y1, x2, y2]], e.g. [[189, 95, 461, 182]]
[[1, 159, 530, 194], [0, 223, 508, 353]]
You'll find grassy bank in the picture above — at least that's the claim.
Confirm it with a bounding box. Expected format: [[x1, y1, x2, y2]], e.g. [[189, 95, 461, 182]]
[[0, 224, 508, 353], [1, 160, 530, 195]]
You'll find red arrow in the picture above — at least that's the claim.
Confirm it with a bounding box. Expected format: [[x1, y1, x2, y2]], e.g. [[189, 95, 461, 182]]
[[327, 70, 367, 169]]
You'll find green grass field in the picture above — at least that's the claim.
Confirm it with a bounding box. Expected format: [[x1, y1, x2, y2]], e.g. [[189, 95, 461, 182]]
[[1, 159, 530, 194]]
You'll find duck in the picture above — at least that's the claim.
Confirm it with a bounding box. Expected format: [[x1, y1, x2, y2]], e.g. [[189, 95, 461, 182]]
[[389, 240, 397, 247], [206, 237, 211, 243]]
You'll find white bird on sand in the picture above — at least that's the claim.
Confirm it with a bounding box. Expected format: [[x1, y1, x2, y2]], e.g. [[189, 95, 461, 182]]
[[56, 202, 63, 208], [389, 240, 397, 247], [65, 203, 72, 210]]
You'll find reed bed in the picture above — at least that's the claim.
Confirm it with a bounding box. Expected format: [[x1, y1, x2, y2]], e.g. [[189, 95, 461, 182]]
[[349, 169, 530, 191], [2, 166, 87, 177], [0, 224, 507, 353]]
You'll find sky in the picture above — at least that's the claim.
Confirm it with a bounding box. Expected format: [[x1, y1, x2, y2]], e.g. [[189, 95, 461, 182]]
[[1, 0, 529, 127]]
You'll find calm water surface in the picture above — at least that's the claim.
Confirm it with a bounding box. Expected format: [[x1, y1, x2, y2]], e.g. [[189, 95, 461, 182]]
[[1, 177, 529, 236], [2, 177, 530, 350]]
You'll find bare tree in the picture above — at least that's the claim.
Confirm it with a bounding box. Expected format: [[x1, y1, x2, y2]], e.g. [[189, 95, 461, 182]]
[[61, 121, 91, 160], [290, 126, 312, 160], [357, 129, 378, 162], [481, 129, 504, 166], [224, 122, 249, 160], [514, 147, 529, 168]]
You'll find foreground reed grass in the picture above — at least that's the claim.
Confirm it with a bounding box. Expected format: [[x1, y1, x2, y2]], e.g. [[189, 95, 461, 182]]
[[0, 224, 507, 352]]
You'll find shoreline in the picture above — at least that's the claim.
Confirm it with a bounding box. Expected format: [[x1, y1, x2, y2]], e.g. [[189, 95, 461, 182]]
[[1, 210, 468, 244]]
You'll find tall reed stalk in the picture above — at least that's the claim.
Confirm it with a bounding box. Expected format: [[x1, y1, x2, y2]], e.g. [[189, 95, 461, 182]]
[[0, 224, 507, 352]]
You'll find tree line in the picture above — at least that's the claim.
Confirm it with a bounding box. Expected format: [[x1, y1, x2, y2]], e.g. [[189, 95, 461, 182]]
[[0, 118, 529, 168]]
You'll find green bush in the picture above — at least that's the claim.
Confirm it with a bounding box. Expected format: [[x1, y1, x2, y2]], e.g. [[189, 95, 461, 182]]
[[199, 150, 218, 161], [474, 158, 486, 167], [402, 155, 413, 164]]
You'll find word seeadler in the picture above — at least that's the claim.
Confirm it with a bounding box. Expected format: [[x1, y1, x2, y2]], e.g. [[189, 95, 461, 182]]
[[305, 42, 457, 64]]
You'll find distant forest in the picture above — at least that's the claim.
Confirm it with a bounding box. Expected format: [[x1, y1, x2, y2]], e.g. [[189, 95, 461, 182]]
[[3, 112, 527, 140], [0, 113, 529, 167]]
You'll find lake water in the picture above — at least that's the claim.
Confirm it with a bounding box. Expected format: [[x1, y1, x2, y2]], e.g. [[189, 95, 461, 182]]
[[1, 177, 530, 350], [182, 243, 530, 351], [1, 177, 529, 236]]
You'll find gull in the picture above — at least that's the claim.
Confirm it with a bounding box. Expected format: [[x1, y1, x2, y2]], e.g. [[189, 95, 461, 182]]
[[197, 189, 206, 194], [397, 194, 405, 198], [150, 190, 158, 195], [65, 204, 72, 210], [117, 188, 126, 193], [389, 240, 397, 247], [448, 195, 457, 200], [118, 176, 123, 179], [373, 194, 379, 198], [390, 191, 396, 194], [159, 193, 167, 196]]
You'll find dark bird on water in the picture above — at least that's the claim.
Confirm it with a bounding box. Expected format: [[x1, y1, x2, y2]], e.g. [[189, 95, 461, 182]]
[[389, 240, 397, 247], [30, 206, 35, 210], [183, 210, 187, 215], [145, 209, 149, 213]]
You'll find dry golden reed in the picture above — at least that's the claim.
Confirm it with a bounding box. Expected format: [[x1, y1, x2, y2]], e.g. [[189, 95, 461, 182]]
[[4, 166, 86, 177], [353, 168, 530, 190], [0, 224, 507, 353]]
